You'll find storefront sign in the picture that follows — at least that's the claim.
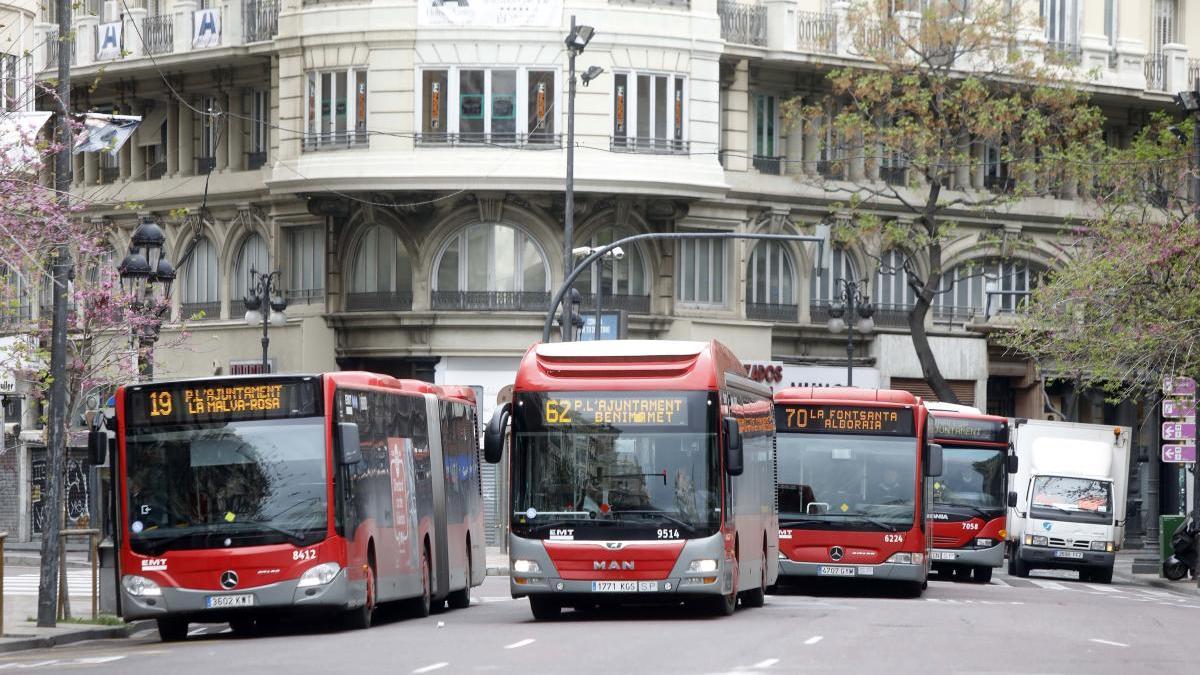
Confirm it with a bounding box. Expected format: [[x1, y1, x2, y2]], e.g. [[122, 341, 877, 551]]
[[742, 361, 880, 391], [418, 0, 561, 27]]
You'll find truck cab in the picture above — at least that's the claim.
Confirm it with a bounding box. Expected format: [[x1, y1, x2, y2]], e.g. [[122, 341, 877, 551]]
[[1006, 420, 1131, 584]]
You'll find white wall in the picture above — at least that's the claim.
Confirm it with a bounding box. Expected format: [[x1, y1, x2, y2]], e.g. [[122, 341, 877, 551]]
[[872, 333, 989, 406]]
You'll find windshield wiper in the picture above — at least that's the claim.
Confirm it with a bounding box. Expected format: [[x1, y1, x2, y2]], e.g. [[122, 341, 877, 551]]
[[237, 521, 314, 546], [779, 517, 831, 528], [521, 519, 622, 535], [823, 513, 899, 532], [934, 504, 995, 520], [608, 509, 695, 533]]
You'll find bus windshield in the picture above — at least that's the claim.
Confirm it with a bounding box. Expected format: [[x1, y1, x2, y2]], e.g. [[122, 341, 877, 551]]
[[510, 391, 720, 539], [1030, 475, 1113, 524], [125, 417, 328, 554], [934, 447, 1006, 514], [776, 433, 917, 531]]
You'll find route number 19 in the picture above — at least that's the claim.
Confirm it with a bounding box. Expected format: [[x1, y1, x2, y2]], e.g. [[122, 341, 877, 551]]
[[148, 391, 173, 417]]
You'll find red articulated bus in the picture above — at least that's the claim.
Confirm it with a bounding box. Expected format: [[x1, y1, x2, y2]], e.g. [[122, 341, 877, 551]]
[[772, 387, 942, 596], [925, 402, 1015, 584], [483, 340, 778, 619], [107, 373, 484, 641]]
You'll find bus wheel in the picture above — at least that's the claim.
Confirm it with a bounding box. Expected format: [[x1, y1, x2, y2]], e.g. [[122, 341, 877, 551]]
[[973, 566, 993, 584], [740, 547, 767, 609], [344, 564, 377, 630], [229, 615, 259, 636], [156, 617, 188, 642], [410, 547, 433, 618], [447, 549, 472, 610], [529, 596, 561, 620], [901, 581, 924, 598]]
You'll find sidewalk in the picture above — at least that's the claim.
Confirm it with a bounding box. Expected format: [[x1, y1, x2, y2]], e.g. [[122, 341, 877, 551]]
[[485, 546, 509, 576], [3, 541, 93, 569], [2, 573, 136, 654], [1114, 549, 1200, 596]]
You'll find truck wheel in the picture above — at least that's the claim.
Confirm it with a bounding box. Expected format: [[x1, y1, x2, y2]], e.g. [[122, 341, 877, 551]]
[[529, 596, 561, 620], [973, 566, 993, 584], [1091, 567, 1113, 584], [1013, 554, 1030, 578], [156, 617, 188, 642]]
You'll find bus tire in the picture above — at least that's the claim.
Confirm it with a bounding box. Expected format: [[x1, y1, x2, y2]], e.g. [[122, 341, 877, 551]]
[[973, 566, 993, 584], [740, 544, 767, 609], [156, 617, 188, 642], [344, 563, 377, 630], [529, 596, 561, 620], [410, 545, 433, 618], [709, 587, 738, 616], [229, 615, 259, 636], [901, 581, 924, 598], [447, 549, 472, 610]]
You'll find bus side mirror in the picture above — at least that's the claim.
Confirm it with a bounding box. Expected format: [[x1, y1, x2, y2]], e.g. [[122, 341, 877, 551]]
[[924, 443, 943, 478], [724, 417, 744, 476], [1006, 454, 1019, 474], [484, 403, 510, 465], [88, 429, 107, 465], [1007, 491, 1019, 509], [338, 422, 362, 465]]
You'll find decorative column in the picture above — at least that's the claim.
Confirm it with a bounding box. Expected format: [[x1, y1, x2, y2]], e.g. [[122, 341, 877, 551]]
[[215, 93, 230, 171], [167, 101, 180, 175], [174, 0, 197, 55], [178, 99, 195, 176], [125, 6, 147, 58], [227, 90, 244, 171]]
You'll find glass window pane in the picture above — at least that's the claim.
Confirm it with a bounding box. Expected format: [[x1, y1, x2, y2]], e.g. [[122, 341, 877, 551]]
[[423, 70, 448, 136], [712, 240, 724, 304], [528, 70, 555, 141], [678, 240, 693, 302], [234, 234, 268, 299], [613, 73, 628, 142], [674, 77, 685, 143], [355, 71, 368, 142], [320, 73, 332, 136], [307, 73, 317, 136], [335, 71, 348, 135], [460, 70, 485, 141], [466, 225, 490, 290], [438, 237, 460, 291], [636, 74, 651, 140], [492, 225, 516, 291], [654, 75, 667, 141], [492, 70, 517, 142], [628, 244, 645, 295], [395, 239, 412, 294], [376, 228, 395, 292], [697, 239, 710, 303], [522, 239, 546, 292]]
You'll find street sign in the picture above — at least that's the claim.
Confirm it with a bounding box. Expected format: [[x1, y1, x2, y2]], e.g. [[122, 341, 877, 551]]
[[577, 311, 625, 342], [1162, 422, 1196, 441], [1162, 443, 1198, 463], [1163, 376, 1197, 396], [1163, 398, 1196, 418]]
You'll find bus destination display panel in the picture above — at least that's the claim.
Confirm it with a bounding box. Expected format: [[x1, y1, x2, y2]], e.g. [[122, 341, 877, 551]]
[[930, 415, 1008, 444], [776, 404, 914, 436], [128, 379, 321, 427], [541, 393, 689, 427]]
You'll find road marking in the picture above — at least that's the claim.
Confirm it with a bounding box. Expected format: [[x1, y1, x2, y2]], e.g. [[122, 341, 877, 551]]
[[504, 639, 536, 650], [804, 636, 823, 645], [75, 657, 126, 665], [412, 663, 449, 674], [187, 627, 207, 636], [1086, 584, 1119, 593], [989, 577, 1011, 587], [752, 658, 781, 668], [1028, 579, 1069, 591], [1089, 639, 1129, 648]]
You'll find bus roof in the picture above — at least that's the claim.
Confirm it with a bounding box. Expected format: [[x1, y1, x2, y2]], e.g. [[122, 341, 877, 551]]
[[120, 372, 452, 399], [774, 387, 920, 405], [515, 339, 748, 392]]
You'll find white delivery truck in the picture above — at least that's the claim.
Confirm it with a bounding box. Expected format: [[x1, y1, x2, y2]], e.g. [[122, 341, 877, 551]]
[[1006, 419, 1131, 584]]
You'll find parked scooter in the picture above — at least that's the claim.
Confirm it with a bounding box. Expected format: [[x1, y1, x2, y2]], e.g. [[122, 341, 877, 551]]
[[1163, 515, 1199, 581]]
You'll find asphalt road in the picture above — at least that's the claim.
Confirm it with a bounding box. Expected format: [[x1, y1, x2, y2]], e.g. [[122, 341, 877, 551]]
[[2, 569, 1196, 674]]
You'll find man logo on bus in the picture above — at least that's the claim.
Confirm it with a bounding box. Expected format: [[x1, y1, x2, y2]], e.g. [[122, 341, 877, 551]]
[[829, 546, 845, 562], [594, 560, 636, 571]]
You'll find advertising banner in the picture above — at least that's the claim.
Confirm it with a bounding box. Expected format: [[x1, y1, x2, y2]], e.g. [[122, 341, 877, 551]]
[[193, 8, 222, 49], [418, 0, 562, 27], [97, 22, 122, 61]]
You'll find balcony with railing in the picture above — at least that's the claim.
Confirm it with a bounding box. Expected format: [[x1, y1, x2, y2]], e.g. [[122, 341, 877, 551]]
[[1044, 40, 1082, 67], [45, 30, 75, 69], [286, 287, 325, 304], [345, 291, 413, 311], [244, 0, 280, 43], [609, 137, 690, 155], [414, 132, 562, 148], [753, 155, 782, 175], [797, 10, 837, 54], [247, 150, 268, 170], [718, 0, 767, 47], [747, 302, 798, 322], [578, 293, 651, 315], [431, 291, 550, 312], [302, 130, 370, 151], [1145, 52, 1168, 91], [182, 301, 223, 320], [143, 14, 174, 56], [872, 303, 912, 329]]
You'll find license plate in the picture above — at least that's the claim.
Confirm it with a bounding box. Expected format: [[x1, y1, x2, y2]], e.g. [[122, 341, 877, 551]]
[[637, 581, 658, 592], [932, 551, 956, 561], [591, 581, 638, 592], [1054, 550, 1085, 559], [205, 594, 254, 608], [817, 566, 856, 577]]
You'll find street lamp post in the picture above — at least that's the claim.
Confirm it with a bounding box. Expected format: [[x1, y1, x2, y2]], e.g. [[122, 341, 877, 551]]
[[572, 245, 624, 341], [825, 279, 875, 387], [243, 269, 288, 372], [118, 216, 175, 381], [562, 16, 596, 342]]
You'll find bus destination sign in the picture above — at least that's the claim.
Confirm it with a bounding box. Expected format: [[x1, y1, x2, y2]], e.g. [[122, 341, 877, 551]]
[[930, 414, 1008, 445], [543, 394, 689, 426], [775, 404, 914, 436], [128, 379, 320, 426]]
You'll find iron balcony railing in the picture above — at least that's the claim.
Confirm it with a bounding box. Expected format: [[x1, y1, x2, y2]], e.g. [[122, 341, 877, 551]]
[[302, 130, 369, 151], [196, 156, 216, 175], [931, 304, 977, 325], [718, 0, 767, 47], [747, 302, 798, 322], [99, 167, 120, 184], [1189, 58, 1200, 90], [182, 302, 222, 320], [753, 155, 783, 175], [285, 287, 325, 304], [431, 291, 550, 312], [1145, 51, 1168, 91], [796, 10, 837, 54], [414, 132, 562, 148], [247, 150, 268, 170], [879, 165, 906, 186], [143, 15, 174, 56], [577, 293, 651, 314], [244, 0, 280, 42], [1045, 40, 1082, 67], [146, 160, 167, 180], [872, 303, 912, 328], [609, 136, 690, 154], [345, 291, 413, 311], [45, 29, 75, 69]]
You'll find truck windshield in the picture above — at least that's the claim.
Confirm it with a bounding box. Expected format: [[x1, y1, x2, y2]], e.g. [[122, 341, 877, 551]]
[[510, 391, 720, 539], [777, 434, 917, 531], [125, 417, 328, 554], [934, 447, 1005, 513], [1029, 475, 1113, 524]]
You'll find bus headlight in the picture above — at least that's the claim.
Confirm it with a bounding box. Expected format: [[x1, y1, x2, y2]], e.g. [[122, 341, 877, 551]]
[[297, 563, 341, 588], [122, 574, 162, 597], [687, 559, 719, 573], [512, 559, 541, 574], [886, 553, 913, 564], [974, 538, 995, 548]]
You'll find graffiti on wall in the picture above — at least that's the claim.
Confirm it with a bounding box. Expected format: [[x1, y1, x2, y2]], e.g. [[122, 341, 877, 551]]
[[31, 453, 90, 534]]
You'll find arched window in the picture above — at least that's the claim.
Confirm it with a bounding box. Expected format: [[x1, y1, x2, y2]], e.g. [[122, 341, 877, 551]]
[[809, 247, 857, 320], [181, 237, 220, 319], [934, 259, 1044, 321], [874, 249, 916, 310], [574, 226, 649, 314], [347, 225, 413, 310], [1, 265, 31, 322], [433, 223, 548, 310], [232, 234, 269, 302], [746, 241, 796, 321]]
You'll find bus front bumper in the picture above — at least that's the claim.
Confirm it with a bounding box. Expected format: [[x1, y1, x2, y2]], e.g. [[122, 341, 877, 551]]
[[121, 570, 354, 620], [1018, 545, 1115, 570], [931, 542, 1005, 569], [778, 558, 925, 582], [511, 576, 726, 599]]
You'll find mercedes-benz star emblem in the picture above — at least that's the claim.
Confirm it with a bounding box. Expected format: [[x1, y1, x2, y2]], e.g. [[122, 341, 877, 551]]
[[220, 570, 239, 589], [829, 546, 845, 562]]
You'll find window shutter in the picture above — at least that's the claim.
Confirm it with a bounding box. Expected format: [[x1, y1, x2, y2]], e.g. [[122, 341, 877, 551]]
[[889, 377, 976, 407]]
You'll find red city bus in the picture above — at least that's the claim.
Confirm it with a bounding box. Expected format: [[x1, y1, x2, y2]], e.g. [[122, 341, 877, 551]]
[[925, 402, 1015, 583], [105, 373, 484, 641], [483, 340, 778, 619], [773, 387, 942, 595]]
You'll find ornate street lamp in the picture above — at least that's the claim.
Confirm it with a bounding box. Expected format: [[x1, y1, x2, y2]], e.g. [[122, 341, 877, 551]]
[[118, 215, 174, 380], [561, 15, 598, 342], [826, 279, 875, 387], [243, 268, 288, 371]]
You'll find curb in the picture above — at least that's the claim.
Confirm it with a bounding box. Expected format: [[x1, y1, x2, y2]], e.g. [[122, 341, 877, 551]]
[[3, 554, 92, 569], [0, 622, 145, 654], [485, 566, 509, 577], [1142, 577, 1200, 596]]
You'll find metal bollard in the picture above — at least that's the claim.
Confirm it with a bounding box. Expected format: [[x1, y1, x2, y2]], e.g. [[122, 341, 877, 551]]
[[58, 529, 101, 621]]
